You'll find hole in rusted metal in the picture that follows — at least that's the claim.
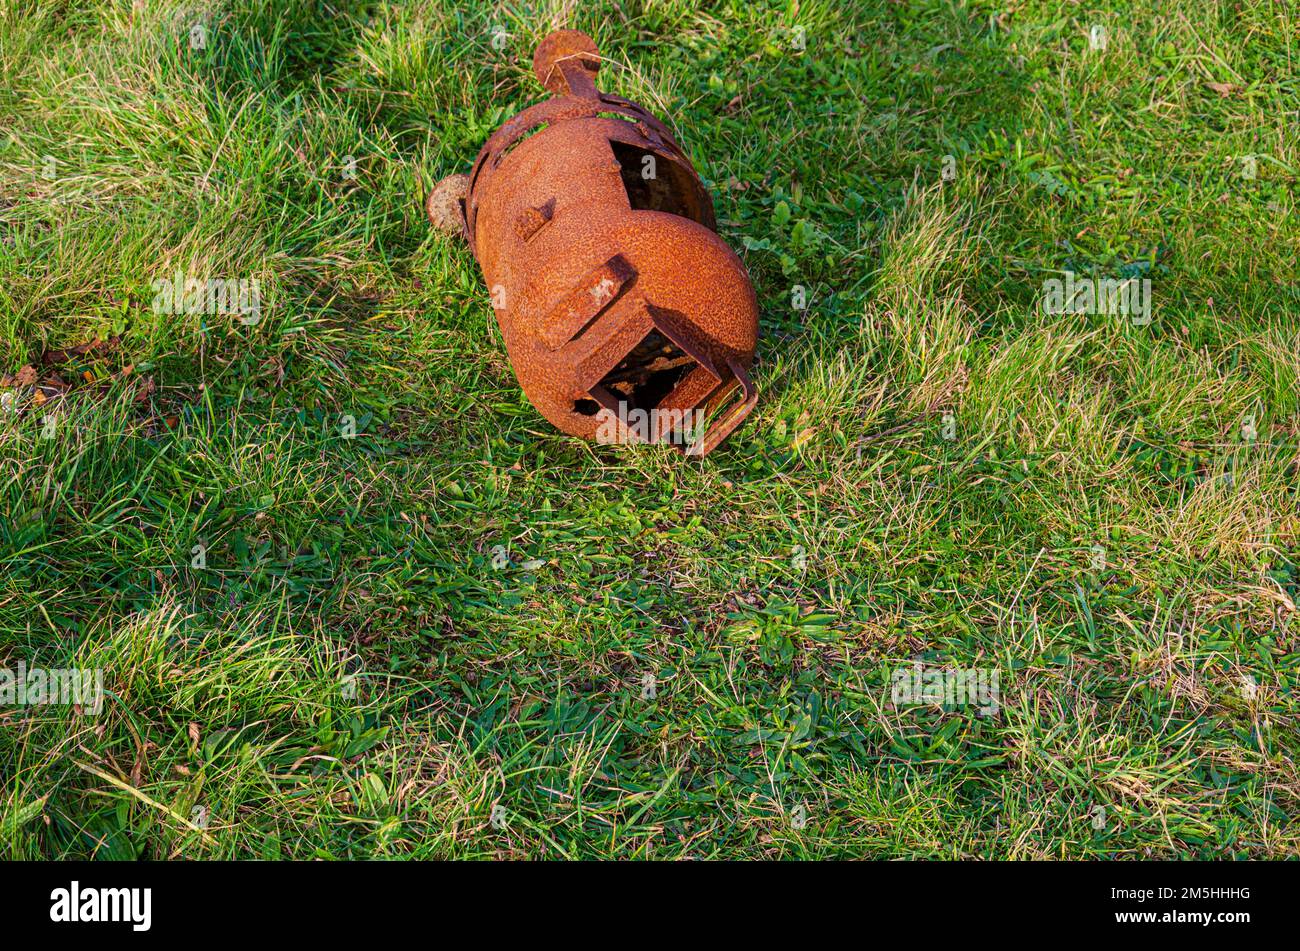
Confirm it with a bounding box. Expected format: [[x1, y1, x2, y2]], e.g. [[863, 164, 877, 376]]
[[572, 398, 601, 416], [597, 329, 697, 411], [609, 140, 702, 221]]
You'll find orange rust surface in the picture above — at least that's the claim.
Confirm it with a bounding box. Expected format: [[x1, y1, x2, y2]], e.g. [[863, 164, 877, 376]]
[[437, 29, 760, 456]]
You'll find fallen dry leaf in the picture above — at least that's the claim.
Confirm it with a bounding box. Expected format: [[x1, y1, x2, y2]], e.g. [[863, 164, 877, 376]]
[[41, 334, 121, 366]]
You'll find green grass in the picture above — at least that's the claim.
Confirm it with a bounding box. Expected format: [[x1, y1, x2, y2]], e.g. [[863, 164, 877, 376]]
[[1, 0, 1297, 859]]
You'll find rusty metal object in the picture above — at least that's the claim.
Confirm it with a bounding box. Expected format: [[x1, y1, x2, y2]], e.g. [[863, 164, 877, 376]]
[[429, 29, 759, 456]]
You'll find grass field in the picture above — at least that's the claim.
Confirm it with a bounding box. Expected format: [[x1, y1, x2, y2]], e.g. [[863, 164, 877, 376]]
[[1, 0, 1297, 859]]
